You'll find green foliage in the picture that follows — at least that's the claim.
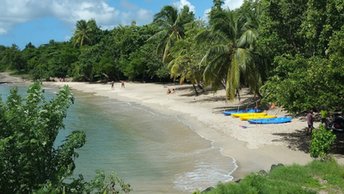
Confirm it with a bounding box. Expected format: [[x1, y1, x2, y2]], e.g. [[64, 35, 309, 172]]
[[71, 19, 102, 47], [310, 125, 336, 159], [200, 3, 264, 100], [0, 44, 26, 71], [0, 83, 131, 193], [0, 83, 79, 192], [300, 0, 344, 56], [320, 110, 328, 119], [168, 21, 207, 85], [152, 5, 195, 63], [261, 55, 344, 113], [202, 160, 344, 194], [37, 171, 131, 194]]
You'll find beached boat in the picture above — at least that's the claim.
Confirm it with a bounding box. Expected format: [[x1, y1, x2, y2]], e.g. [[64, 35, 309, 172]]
[[248, 117, 292, 124], [232, 112, 267, 118], [240, 115, 277, 121], [223, 108, 259, 116]]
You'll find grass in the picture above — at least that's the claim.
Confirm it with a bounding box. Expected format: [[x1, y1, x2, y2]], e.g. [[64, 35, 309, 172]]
[[194, 159, 344, 194]]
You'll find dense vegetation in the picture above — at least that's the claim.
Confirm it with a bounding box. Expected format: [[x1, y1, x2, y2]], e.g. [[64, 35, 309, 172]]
[[196, 159, 344, 194], [0, 83, 131, 193], [0, 0, 343, 111]]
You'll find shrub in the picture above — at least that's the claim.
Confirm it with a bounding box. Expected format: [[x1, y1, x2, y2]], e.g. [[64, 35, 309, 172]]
[[310, 124, 336, 159], [0, 83, 131, 193]]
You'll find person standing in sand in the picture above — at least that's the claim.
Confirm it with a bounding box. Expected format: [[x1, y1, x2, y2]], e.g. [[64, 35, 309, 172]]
[[306, 110, 314, 134], [111, 81, 114, 89]]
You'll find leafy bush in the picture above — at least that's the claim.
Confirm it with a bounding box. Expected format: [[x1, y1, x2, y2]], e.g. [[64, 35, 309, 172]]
[[0, 83, 131, 193], [310, 125, 336, 159]]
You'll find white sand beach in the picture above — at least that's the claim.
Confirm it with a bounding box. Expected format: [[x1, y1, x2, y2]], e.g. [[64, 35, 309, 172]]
[[1, 72, 342, 180], [47, 80, 340, 179]]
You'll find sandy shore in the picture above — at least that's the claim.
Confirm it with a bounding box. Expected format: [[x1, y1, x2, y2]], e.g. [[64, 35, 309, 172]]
[[1, 73, 341, 180], [46, 81, 331, 179], [0, 72, 30, 83]]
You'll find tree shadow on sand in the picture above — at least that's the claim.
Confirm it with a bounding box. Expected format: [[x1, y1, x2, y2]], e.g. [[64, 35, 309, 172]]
[[273, 128, 344, 156]]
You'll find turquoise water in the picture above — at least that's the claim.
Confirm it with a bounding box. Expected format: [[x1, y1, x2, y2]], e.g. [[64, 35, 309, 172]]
[[0, 84, 237, 193]]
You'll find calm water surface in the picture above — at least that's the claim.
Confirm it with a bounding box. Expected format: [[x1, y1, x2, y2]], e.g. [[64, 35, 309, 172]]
[[0, 83, 237, 193]]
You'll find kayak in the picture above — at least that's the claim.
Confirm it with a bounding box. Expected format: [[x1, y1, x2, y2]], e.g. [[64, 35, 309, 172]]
[[232, 112, 267, 118], [248, 117, 292, 124], [223, 108, 259, 116], [240, 115, 277, 121]]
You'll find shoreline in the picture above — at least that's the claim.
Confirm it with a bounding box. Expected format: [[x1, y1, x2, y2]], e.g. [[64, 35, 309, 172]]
[[0, 72, 31, 84], [45, 81, 318, 180], [1, 74, 342, 181]]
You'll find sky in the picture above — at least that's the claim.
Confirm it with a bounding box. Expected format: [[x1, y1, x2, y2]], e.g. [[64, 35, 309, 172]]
[[0, 0, 243, 49]]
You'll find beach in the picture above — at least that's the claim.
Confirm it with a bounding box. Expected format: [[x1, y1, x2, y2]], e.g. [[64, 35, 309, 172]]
[[1, 72, 341, 181], [47, 80, 326, 179]]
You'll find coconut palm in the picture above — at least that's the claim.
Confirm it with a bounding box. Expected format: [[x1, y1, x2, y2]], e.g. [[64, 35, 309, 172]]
[[199, 9, 263, 100], [168, 21, 207, 95], [151, 5, 194, 63], [72, 19, 100, 47]]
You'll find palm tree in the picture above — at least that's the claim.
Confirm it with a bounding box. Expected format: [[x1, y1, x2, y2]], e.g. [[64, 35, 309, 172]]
[[72, 19, 100, 47], [198, 8, 263, 100], [151, 5, 194, 63], [168, 21, 207, 95]]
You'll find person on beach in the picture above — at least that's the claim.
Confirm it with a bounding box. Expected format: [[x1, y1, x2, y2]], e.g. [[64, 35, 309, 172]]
[[306, 110, 314, 134], [167, 88, 171, 95], [121, 81, 125, 88], [111, 81, 114, 89]]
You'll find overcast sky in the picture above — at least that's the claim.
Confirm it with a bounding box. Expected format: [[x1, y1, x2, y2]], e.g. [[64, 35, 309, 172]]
[[0, 0, 243, 48]]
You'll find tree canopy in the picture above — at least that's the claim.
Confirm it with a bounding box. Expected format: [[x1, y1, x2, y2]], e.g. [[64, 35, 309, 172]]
[[0, 1, 343, 112]]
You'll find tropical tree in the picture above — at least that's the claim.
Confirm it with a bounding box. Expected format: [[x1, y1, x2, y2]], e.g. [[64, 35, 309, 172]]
[[151, 5, 194, 63], [199, 5, 263, 100], [168, 21, 208, 95], [72, 19, 101, 47]]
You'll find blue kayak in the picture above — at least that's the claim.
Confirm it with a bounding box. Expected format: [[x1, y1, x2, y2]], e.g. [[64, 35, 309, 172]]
[[224, 108, 260, 116], [248, 117, 292, 124]]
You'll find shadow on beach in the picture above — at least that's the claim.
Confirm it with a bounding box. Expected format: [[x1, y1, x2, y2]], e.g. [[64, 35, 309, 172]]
[[273, 128, 344, 156]]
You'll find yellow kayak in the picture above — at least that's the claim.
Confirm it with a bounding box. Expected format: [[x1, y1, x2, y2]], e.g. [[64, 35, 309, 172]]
[[232, 112, 267, 118], [240, 115, 277, 121]]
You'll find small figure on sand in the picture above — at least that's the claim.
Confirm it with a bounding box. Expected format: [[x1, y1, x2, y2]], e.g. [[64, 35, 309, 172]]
[[111, 81, 114, 89], [306, 110, 314, 134], [167, 88, 175, 95], [121, 81, 125, 88]]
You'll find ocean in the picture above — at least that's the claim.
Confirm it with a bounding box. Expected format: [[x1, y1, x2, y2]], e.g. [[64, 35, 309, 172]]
[[0, 83, 237, 193]]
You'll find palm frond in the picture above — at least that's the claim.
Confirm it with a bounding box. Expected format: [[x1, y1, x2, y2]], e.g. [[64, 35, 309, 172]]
[[237, 29, 257, 48]]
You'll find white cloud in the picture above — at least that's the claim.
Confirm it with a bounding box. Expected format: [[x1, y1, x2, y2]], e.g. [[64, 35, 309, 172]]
[[223, 0, 244, 10], [0, 0, 153, 34], [202, 8, 211, 22], [173, 0, 196, 13], [0, 28, 7, 35]]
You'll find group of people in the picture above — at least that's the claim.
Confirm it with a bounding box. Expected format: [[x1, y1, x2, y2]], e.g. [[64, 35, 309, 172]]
[[166, 88, 175, 95]]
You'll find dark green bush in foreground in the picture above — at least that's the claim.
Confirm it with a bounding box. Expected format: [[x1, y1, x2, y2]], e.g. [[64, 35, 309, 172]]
[[0, 83, 131, 193], [197, 160, 344, 194]]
